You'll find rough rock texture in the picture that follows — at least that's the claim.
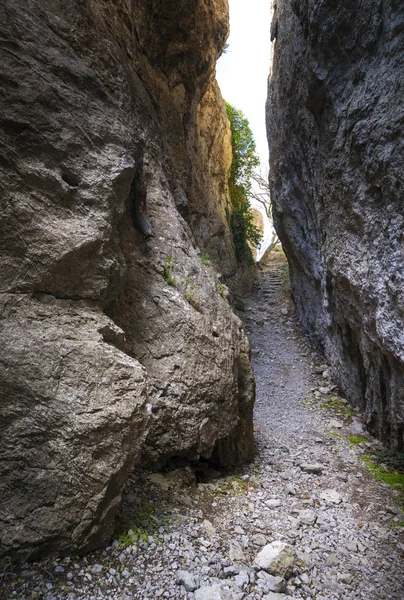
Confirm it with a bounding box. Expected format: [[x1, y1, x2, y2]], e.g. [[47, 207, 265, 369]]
[[0, 295, 148, 559], [252, 209, 265, 238], [267, 0, 404, 448], [192, 80, 257, 294], [0, 0, 254, 559]]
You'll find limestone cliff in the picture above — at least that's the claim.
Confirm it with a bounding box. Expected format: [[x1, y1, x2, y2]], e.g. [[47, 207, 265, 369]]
[[0, 0, 255, 559], [267, 0, 404, 448]]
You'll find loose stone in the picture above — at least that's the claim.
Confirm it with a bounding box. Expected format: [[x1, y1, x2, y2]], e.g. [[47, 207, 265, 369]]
[[177, 570, 197, 592], [254, 541, 296, 578], [300, 463, 323, 474], [298, 509, 317, 526], [320, 489, 343, 504]]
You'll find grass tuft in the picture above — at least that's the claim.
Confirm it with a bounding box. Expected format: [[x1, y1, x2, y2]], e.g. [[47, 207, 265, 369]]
[[162, 255, 175, 286], [117, 499, 171, 548], [348, 436, 367, 444], [200, 252, 212, 267]]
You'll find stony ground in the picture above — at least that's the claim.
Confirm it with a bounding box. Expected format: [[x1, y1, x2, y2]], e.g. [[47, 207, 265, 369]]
[[2, 256, 404, 600]]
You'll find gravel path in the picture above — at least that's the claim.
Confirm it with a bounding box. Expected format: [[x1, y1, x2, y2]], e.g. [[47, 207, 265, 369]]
[[2, 258, 404, 600]]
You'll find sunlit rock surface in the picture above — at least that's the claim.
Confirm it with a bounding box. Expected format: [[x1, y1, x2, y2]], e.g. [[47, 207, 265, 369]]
[[0, 0, 254, 559]]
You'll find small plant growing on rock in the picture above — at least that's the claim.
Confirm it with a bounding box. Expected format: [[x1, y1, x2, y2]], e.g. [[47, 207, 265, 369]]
[[179, 275, 201, 311], [215, 474, 255, 496], [361, 454, 404, 514], [162, 255, 175, 286], [200, 252, 212, 267], [217, 282, 229, 301], [370, 448, 404, 471], [348, 435, 367, 445], [117, 499, 171, 548], [184, 287, 200, 311]]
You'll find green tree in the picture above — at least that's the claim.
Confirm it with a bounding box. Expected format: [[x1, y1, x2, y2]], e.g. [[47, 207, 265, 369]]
[[225, 102, 261, 262]]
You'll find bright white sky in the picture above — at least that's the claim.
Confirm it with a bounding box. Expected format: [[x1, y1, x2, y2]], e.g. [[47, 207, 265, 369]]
[[217, 0, 273, 259], [216, 0, 272, 166]]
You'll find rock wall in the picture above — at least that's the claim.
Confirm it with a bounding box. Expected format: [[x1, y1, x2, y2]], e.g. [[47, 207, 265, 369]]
[[267, 0, 404, 448], [0, 0, 255, 560]]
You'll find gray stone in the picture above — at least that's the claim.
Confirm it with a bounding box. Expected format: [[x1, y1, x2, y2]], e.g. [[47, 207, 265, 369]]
[[338, 572, 353, 584], [202, 520, 217, 537], [254, 541, 296, 577], [329, 420, 344, 430], [347, 541, 359, 552], [229, 544, 246, 563], [0, 298, 150, 560], [91, 564, 103, 574], [350, 422, 365, 434], [252, 533, 267, 546], [262, 594, 294, 600], [257, 572, 287, 593], [234, 571, 249, 589], [300, 463, 323, 474], [177, 570, 197, 592], [326, 554, 340, 567], [284, 484, 296, 495], [194, 584, 239, 600], [298, 509, 317, 526], [319, 387, 331, 395], [320, 489, 343, 505], [265, 499, 282, 508], [149, 474, 171, 491]]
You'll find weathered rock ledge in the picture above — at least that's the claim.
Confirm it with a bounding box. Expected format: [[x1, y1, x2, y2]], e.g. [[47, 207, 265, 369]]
[[0, 0, 254, 559], [267, 0, 404, 448]]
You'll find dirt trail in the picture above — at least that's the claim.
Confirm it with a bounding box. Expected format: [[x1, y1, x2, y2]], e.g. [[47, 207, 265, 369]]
[[2, 256, 404, 600], [244, 254, 404, 599]]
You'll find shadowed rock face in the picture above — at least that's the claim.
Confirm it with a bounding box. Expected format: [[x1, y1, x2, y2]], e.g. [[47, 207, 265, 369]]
[[0, 0, 255, 559], [267, 0, 404, 448]]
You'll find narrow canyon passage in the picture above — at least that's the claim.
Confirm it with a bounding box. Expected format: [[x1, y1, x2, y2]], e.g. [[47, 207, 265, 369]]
[[4, 256, 403, 600], [1, 0, 403, 596]]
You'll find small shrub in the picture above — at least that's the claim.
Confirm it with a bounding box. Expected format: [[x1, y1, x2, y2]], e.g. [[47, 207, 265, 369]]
[[390, 520, 404, 528]]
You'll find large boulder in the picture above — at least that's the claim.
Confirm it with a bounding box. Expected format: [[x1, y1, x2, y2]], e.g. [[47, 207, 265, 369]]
[[0, 296, 149, 559], [0, 0, 255, 559]]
